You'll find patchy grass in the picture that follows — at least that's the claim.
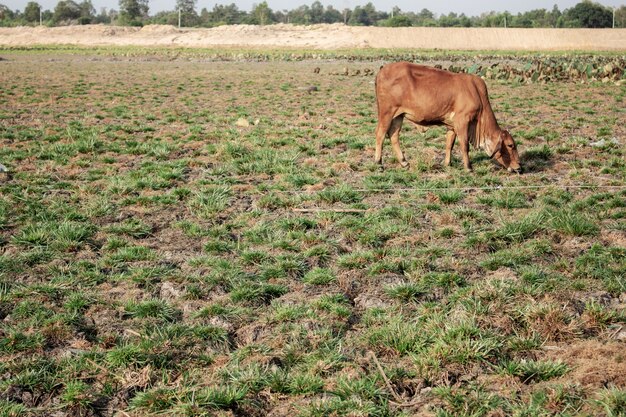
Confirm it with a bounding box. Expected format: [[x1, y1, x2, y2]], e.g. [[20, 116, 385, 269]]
[[0, 49, 624, 417]]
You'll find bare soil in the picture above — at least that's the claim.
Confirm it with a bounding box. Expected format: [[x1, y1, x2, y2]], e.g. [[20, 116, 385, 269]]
[[1, 23, 626, 51], [545, 340, 626, 388]]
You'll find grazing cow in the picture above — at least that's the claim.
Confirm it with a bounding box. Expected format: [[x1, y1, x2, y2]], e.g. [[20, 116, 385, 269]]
[[375, 62, 521, 173]]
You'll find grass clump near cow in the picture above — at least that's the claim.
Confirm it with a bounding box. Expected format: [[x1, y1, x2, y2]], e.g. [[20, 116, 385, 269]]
[[0, 48, 624, 417]]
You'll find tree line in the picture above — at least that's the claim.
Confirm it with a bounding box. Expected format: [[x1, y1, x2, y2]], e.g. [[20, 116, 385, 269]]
[[1, 0, 624, 28]]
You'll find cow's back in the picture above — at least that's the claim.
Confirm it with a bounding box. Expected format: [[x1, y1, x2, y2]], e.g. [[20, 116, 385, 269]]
[[376, 62, 467, 105], [377, 62, 492, 120], [377, 62, 470, 122], [376, 62, 459, 93]]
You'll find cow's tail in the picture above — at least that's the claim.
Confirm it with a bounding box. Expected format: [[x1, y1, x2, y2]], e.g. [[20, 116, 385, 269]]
[[374, 66, 388, 138], [374, 66, 380, 111]]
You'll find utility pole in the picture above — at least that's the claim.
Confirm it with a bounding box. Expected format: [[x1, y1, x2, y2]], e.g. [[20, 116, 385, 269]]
[[39, 6, 42, 25], [178, 9, 181, 28], [613, 6, 616, 29]]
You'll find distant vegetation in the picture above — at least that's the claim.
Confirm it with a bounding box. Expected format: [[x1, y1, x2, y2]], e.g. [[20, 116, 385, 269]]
[[0, 0, 625, 28]]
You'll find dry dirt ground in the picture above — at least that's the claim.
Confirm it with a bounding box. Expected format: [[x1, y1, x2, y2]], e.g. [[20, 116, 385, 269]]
[[1, 24, 625, 417], [1, 23, 626, 50]]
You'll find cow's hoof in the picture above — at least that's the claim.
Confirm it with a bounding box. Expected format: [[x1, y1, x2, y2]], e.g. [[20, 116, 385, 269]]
[[400, 161, 410, 169], [378, 165, 384, 172]]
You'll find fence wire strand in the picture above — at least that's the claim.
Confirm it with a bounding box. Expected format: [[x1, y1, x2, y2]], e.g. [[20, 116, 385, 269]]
[[270, 183, 626, 195]]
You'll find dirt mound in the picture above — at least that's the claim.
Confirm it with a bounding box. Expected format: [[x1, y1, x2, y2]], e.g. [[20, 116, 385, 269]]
[[0, 24, 625, 50], [137, 24, 181, 35], [358, 27, 626, 51]]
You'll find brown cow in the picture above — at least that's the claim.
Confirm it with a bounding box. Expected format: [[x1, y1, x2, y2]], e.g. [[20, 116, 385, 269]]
[[375, 62, 521, 173]]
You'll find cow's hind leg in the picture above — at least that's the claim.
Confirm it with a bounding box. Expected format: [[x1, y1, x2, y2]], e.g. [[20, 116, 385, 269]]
[[374, 112, 394, 169], [444, 130, 456, 167], [388, 116, 408, 168]]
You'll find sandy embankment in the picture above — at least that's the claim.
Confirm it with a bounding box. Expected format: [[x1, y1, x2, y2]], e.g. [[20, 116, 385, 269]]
[[0, 23, 625, 51]]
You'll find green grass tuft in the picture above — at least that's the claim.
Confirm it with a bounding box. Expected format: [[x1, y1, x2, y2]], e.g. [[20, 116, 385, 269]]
[[497, 359, 569, 382]]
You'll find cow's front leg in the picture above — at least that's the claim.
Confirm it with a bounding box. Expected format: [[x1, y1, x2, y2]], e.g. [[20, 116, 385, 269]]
[[374, 127, 384, 169], [444, 130, 456, 167], [389, 116, 408, 168], [459, 136, 472, 172], [455, 120, 473, 172]]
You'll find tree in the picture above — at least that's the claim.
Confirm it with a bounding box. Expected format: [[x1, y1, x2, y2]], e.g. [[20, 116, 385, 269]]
[[0, 4, 16, 21], [502, 11, 512, 27], [512, 8, 554, 28], [53, 0, 81, 23], [381, 14, 412, 27], [479, 11, 500, 27], [563, 1, 612, 28], [119, 0, 148, 24], [24, 1, 40, 23], [78, 0, 95, 23], [322, 5, 342, 23], [615, 5, 626, 28], [289, 5, 311, 24], [414, 8, 435, 26], [379, 7, 411, 26], [205, 3, 243, 25], [107, 8, 118, 23], [199, 7, 209, 24], [439, 12, 471, 27], [347, 6, 366, 25], [150, 10, 177, 25], [309, 0, 323, 23], [249, 1, 273, 25], [272, 8, 286, 23], [547, 4, 561, 27], [94, 7, 111, 23], [348, 2, 378, 26], [176, 0, 198, 26], [341, 8, 350, 24]]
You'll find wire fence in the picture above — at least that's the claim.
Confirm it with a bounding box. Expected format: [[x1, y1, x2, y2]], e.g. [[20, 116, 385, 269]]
[[273, 182, 626, 212], [272, 183, 626, 195]]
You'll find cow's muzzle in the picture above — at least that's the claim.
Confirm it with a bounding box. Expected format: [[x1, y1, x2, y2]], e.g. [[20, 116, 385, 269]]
[[508, 166, 523, 175]]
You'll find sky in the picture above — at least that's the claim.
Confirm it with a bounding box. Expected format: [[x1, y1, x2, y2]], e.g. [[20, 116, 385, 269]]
[[4, 0, 625, 16]]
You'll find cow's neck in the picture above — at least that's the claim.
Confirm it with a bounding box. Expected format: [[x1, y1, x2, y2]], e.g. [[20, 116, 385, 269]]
[[474, 103, 501, 151]]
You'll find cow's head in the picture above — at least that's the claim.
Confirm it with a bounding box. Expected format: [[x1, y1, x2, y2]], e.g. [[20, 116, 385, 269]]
[[487, 130, 521, 174]]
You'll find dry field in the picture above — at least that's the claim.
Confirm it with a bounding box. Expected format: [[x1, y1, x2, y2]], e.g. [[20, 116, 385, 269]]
[[0, 24, 626, 50], [0, 47, 625, 417]]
